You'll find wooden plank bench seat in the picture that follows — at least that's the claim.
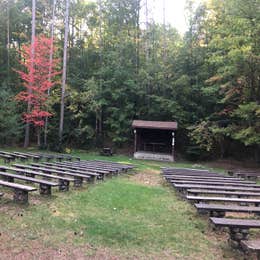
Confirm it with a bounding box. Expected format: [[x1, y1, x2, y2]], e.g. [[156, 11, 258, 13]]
[[97, 162, 134, 171], [13, 152, 41, 161], [186, 195, 260, 206], [34, 162, 101, 177], [0, 154, 15, 163], [0, 179, 36, 203], [210, 217, 260, 249], [66, 164, 118, 175], [173, 184, 260, 193], [0, 165, 72, 191], [13, 163, 90, 186], [241, 240, 260, 259], [0, 171, 58, 195], [30, 163, 100, 181], [54, 162, 112, 174], [168, 177, 254, 184], [187, 189, 260, 197], [195, 203, 260, 217], [164, 174, 240, 181], [0, 151, 28, 161], [235, 172, 260, 181], [171, 180, 259, 187], [163, 172, 224, 177], [39, 163, 104, 179]]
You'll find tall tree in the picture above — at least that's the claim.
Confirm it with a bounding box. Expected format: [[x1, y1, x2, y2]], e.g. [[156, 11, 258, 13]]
[[24, 0, 36, 147], [44, 0, 56, 147], [59, 0, 70, 147]]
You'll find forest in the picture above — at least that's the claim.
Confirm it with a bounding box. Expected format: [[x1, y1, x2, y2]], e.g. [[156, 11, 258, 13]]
[[0, 0, 259, 162]]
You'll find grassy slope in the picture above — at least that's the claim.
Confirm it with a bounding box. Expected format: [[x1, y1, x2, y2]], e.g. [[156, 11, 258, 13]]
[[0, 150, 237, 259]]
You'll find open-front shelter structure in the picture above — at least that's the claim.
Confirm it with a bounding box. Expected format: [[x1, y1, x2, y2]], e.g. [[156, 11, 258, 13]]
[[132, 120, 178, 162]]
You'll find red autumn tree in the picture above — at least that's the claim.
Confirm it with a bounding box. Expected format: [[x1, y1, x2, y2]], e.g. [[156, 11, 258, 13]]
[[15, 35, 60, 144]]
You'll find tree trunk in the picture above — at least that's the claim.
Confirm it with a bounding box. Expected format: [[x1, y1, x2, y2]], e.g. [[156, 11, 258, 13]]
[[59, 0, 70, 146], [37, 127, 41, 147], [6, 0, 10, 83], [24, 0, 36, 148], [44, 0, 56, 147]]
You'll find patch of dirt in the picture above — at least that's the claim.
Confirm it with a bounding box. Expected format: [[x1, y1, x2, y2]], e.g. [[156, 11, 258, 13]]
[[129, 169, 163, 186]]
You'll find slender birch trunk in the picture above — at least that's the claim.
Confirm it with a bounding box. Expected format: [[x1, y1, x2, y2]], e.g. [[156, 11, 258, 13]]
[[44, 0, 56, 147], [24, 0, 36, 147], [59, 0, 70, 145]]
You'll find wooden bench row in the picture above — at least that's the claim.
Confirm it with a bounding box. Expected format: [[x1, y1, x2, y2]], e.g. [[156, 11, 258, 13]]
[[162, 167, 260, 256], [0, 159, 134, 204]]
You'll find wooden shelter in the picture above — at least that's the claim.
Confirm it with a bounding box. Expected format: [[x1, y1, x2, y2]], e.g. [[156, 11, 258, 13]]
[[132, 120, 178, 162]]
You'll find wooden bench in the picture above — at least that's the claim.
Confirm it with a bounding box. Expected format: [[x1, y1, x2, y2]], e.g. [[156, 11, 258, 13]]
[[0, 151, 28, 161], [66, 163, 118, 176], [0, 179, 36, 203], [241, 240, 260, 259], [210, 217, 260, 249], [31, 163, 99, 181], [164, 174, 239, 181], [173, 184, 260, 192], [187, 189, 260, 198], [40, 163, 104, 179], [57, 162, 114, 175], [186, 195, 260, 206], [100, 147, 113, 156], [195, 203, 260, 217], [13, 163, 89, 187], [0, 154, 15, 163], [163, 172, 224, 177], [169, 177, 255, 185], [0, 165, 72, 191], [171, 180, 259, 187], [0, 171, 58, 195], [13, 152, 41, 161], [94, 160, 134, 170], [235, 172, 260, 181]]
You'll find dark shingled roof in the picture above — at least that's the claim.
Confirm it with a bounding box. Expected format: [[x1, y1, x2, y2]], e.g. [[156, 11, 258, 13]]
[[132, 120, 178, 130]]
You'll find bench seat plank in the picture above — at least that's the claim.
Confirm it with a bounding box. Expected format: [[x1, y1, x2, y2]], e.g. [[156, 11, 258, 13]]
[[195, 203, 260, 213], [169, 178, 255, 184], [241, 240, 260, 251], [173, 184, 260, 191], [171, 180, 259, 187], [0, 179, 36, 191], [187, 195, 260, 204], [0, 171, 58, 186], [210, 217, 260, 228], [13, 164, 88, 180], [188, 189, 260, 197]]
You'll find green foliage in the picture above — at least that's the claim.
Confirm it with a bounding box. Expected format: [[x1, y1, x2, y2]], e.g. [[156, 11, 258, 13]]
[[0, 85, 22, 144]]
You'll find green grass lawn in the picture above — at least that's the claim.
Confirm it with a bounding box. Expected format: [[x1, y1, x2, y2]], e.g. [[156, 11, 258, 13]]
[[0, 149, 241, 259]]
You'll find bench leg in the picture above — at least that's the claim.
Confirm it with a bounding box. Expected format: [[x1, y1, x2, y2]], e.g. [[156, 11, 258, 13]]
[[228, 227, 249, 249], [85, 176, 94, 184], [13, 189, 28, 204], [74, 177, 83, 187], [59, 180, 69, 192], [3, 176, 14, 182], [210, 211, 225, 218], [39, 184, 52, 195]]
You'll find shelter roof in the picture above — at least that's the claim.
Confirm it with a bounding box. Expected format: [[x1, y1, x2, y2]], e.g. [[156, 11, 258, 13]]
[[132, 120, 177, 130]]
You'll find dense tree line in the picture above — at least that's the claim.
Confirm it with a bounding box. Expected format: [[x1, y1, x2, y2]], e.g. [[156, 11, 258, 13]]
[[0, 0, 259, 161]]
